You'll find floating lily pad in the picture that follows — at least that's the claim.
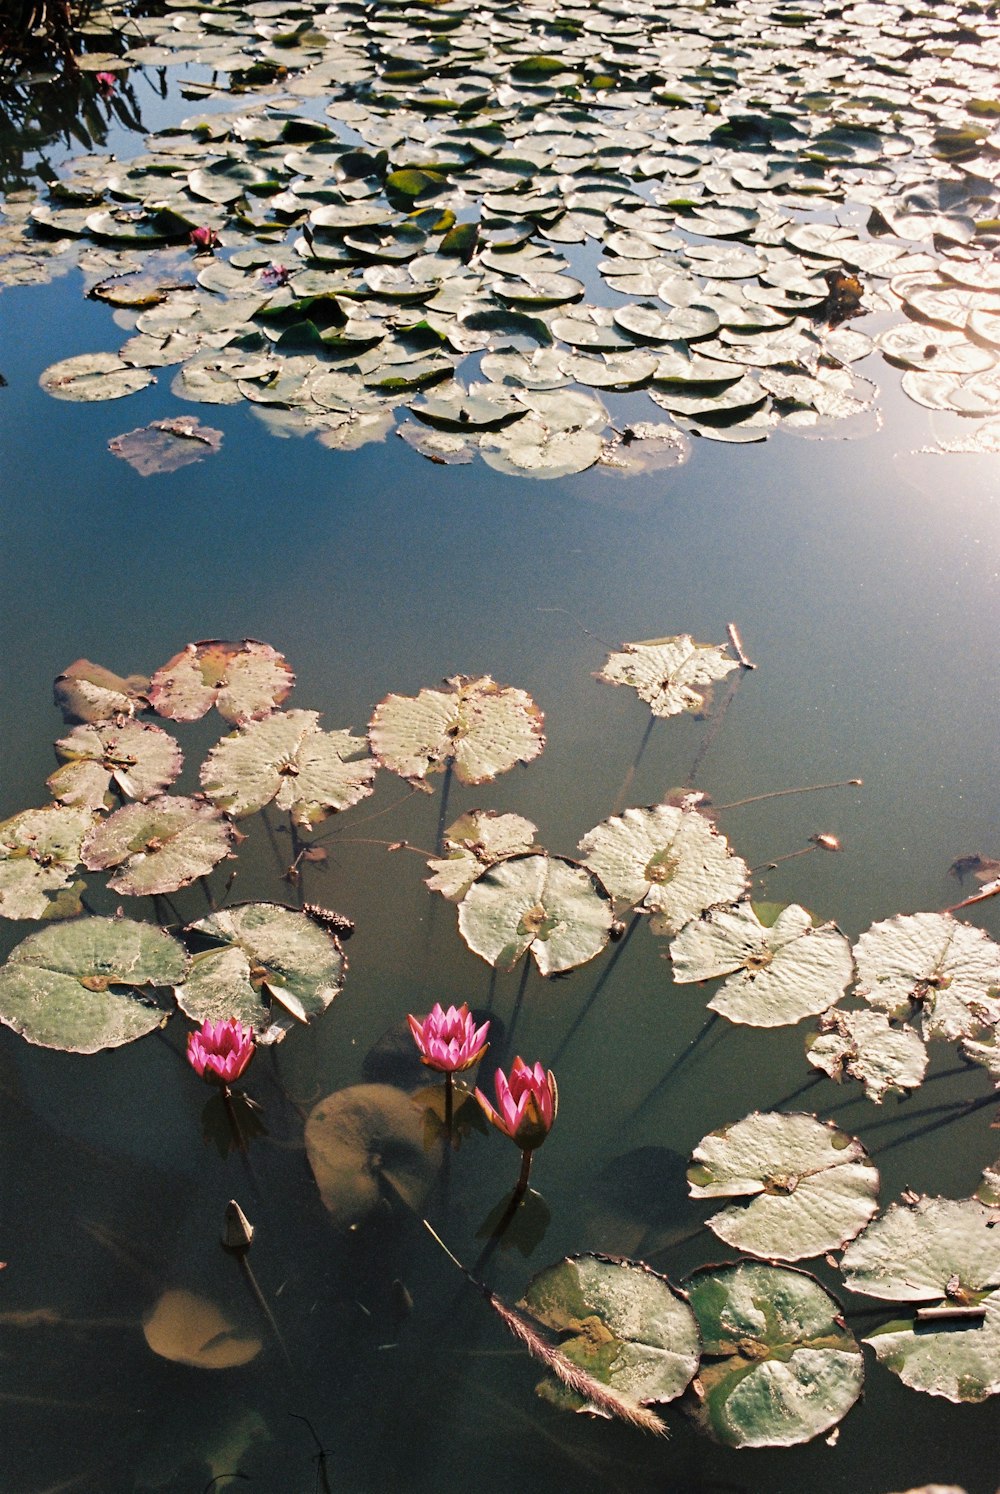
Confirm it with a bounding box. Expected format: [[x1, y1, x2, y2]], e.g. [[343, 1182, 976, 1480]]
[[200, 709, 376, 827], [108, 416, 223, 475], [519, 1254, 700, 1413], [0, 805, 96, 920], [426, 809, 539, 901], [369, 674, 544, 787], [305, 1083, 439, 1229], [149, 639, 295, 724], [578, 804, 749, 934], [80, 795, 237, 896], [40, 352, 154, 402], [176, 901, 346, 1043], [457, 852, 612, 975], [688, 1111, 879, 1261], [48, 721, 183, 809], [806, 1007, 928, 1102], [53, 658, 150, 725], [670, 903, 855, 1027], [597, 635, 738, 719], [681, 1261, 863, 1447], [853, 912, 1000, 1042], [0, 915, 187, 1052]]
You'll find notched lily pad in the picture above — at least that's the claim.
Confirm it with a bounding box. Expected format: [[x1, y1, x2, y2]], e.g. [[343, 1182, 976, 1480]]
[[149, 639, 295, 724], [40, 352, 154, 402], [457, 852, 613, 975], [806, 1006, 928, 1102], [80, 795, 237, 896], [853, 912, 1000, 1042], [143, 1289, 261, 1369], [426, 809, 540, 901], [369, 674, 544, 787], [0, 805, 96, 920], [48, 721, 183, 809], [597, 635, 738, 719]]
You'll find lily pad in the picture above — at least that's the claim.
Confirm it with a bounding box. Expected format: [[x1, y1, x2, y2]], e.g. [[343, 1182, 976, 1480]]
[[806, 1007, 928, 1102], [681, 1261, 863, 1447], [457, 852, 613, 975], [142, 1289, 261, 1369], [80, 795, 237, 896], [519, 1254, 700, 1413], [426, 809, 540, 901], [176, 901, 346, 1043], [369, 674, 544, 787], [108, 416, 223, 475], [597, 635, 738, 718], [688, 1111, 879, 1261], [48, 721, 183, 809], [39, 352, 154, 402], [305, 1083, 439, 1229], [200, 709, 376, 827], [149, 639, 295, 724], [853, 912, 1000, 1042], [670, 903, 855, 1027], [53, 659, 150, 725], [0, 915, 188, 1052], [578, 804, 749, 934], [0, 805, 96, 920]]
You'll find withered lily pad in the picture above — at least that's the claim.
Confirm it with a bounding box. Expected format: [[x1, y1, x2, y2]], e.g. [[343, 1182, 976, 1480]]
[[681, 1262, 863, 1447], [578, 804, 749, 934], [200, 709, 376, 827], [597, 636, 738, 718], [688, 1111, 879, 1261], [53, 658, 149, 724], [305, 1083, 439, 1229], [80, 795, 237, 896], [369, 674, 544, 787], [176, 901, 346, 1043], [806, 1007, 928, 1102], [458, 852, 612, 975], [108, 416, 223, 475], [149, 639, 295, 724], [48, 720, 183, 809], [852, 912, 1000, 1042], [0, 805, 96, 920], [519, 1254, 700, 1413], [0, 915, 188, 1051], [426, 809, 539, 901], [670, 903, 854, 1027]]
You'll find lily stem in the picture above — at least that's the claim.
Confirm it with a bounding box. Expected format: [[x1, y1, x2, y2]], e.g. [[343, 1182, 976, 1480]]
[[551, 911, 641, 1065]]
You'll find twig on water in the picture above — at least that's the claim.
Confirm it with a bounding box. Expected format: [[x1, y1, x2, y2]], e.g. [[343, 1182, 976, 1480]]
[[726, 622, 756, 670], [712, 779, 863, 812]]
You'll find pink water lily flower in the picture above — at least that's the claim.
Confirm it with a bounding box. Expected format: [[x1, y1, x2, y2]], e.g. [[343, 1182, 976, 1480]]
[[407, 1002, 489, 1073], [187, 1018, 255, 1086], [476, 1057, 557, 1150], [95, 71, 118, 94], [260, 262, 289, 288], [189, 225, 220, 252]]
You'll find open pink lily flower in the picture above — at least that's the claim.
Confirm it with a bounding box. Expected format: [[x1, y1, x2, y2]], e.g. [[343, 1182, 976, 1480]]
[[95, 71, 118, 94], [187, 1018, 255, 1086], [407, 1002, 489, 1073], [476, 1057, 557, 1150]]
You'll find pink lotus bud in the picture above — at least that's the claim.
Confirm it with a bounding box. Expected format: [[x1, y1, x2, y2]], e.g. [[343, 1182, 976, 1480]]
[[95, 72, 118, 94], [407, 1002, 489, 1073], [189, 226, 219, 252], [187, 1018, 255, 1086], [475, 1056, 557, 1150]]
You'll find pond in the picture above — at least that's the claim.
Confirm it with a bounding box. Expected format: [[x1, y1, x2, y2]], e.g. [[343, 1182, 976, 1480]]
[[2, 0, 1000, 1489]]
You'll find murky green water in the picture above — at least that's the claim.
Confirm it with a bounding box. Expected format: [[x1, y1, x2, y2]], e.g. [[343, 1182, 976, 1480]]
[[3, 2, 1000, 1490]]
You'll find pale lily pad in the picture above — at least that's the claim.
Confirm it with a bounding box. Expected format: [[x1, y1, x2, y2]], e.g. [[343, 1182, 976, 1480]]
[[177, 902, 346, 1043], [844, 1198, 1000, 1403], [149, 639, 295, 724], [426, 809, 540, 901], [0, 915, 188, 1052], [305, 1083, 439, 1228], [81, 795, 237, 897], [48, 721, 183, 809], [853, 912, 1000, 1042], [597, 635, 738, 719], [519, 1255, 700, 1412], [108, 416, 223, 475], [670, 903, 855, 1027], [577, 804, 749, 934], [480, 418, 605, 478], [682, 1262, 863, 1447], [806, 1007, 928, 1102], [457, 852, 613, 975], [53, 658, 150, 724], [688, 1111, 879, 1261], [0, 805, 96, 920], [143, 1290, 261, 1369], [40, 352, 154, 402], [200, 709, 376, 827], [369, 674, 544, 787], [599, 423, 692, 477]]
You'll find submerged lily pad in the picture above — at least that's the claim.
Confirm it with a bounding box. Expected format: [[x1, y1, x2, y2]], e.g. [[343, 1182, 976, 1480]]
[[670, 903, 855, 1027], [369, 674, 544, 787], [142, 1289, 261, 1370], [48, 720, 183, 809], [149, 639, 295, 724], [176, 901, 346, 1043], [682, 1261, 863, 1447], [0, 915, 187, 1052], [688, 1111, 879, 1261], [519, 1254, 700, 1413], [597, 636, 738, 718], [853, 913, 1000, 1043], [305, 1083, 439, 1229], [80, 796, 237, 896], [426, 809, 540, 901]]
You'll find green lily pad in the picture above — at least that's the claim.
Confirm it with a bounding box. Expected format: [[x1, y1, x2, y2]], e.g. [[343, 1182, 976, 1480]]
[[806, 1007, 928, 1102], [48, 721, 183, 810], [577, 804, 749, 933], [39, 353, 155, 402], [0, 915, 188, 1052], [688, 1111, 879, 1261], [200, 709, 376, 827], [0, 805, 96, 921], [426, 809, 540, 901], [369, 674, 544, 788], [148, 639, 295, 724], [597, 635, 738, 719], [519, 1254, 700, 1412], [681, 1262, 863, 1447], [670, 903, 855, 1027], [80, 795, 237, 897], [177, 902, 346, 1043], [853, 912, 1000, 1042], [457, 852, 613, 975]]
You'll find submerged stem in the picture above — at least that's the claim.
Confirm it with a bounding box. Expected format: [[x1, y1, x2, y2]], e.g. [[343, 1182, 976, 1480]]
[[551, 912, 641, 1065]]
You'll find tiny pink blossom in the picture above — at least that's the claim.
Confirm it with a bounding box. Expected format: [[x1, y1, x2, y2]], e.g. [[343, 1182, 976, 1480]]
[[407, 1002, 489, 1073], [475, 1056, 557, 1150], [95, 71, 118, 94], [189, 225, 220, 252], [187, 1018, 255, 1086], [259, 263, 289, 288]]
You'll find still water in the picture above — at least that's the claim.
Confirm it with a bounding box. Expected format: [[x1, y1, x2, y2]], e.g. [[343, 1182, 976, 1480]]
[[2, 5, 1000, 1491]]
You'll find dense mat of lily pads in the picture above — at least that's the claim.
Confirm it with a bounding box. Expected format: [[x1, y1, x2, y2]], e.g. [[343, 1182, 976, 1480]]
[[2, 632, 1000, 1448], [4, 0, 1000, 467]]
